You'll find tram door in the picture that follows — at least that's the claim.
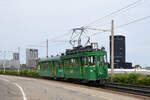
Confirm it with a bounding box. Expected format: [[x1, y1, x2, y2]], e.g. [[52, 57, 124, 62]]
[[53, 62, 56, 76], [81, 57, 87, 79]]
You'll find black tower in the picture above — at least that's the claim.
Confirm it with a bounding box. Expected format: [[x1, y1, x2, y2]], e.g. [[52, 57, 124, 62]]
[[110, 35, 132, 69]]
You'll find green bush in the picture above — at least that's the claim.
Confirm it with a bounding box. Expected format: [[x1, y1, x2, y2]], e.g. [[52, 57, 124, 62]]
[[137, 75, 150, 86], [0, 69, 39, 77], [30, 70, 39, 77], [113, 73, 150, 86], [113, 74, 129, 84], [20, 70, 28, 76], [5, 70, 18, 75], [0, 70, 3, 74], [127, 73, 142, 85], [20, 70, 39, 77]]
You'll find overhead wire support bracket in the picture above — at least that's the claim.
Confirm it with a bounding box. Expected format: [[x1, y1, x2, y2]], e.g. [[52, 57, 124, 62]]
[[69, 27, 90, 47]]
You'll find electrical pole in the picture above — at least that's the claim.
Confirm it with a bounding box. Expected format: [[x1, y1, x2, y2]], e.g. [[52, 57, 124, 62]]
[[46, 39, 48, 58], [111, 20, 114, 82], [18, 47, 20, 74]]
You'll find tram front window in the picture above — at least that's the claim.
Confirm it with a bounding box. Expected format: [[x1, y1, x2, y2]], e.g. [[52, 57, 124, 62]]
[[103, 55, 108, 65]]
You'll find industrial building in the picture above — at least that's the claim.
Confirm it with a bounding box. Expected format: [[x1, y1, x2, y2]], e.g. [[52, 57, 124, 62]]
[[26, 48, 38, 70], [13, 53, 19, 60], [110, 35, 132, 69], [0, 53, 20, 70]]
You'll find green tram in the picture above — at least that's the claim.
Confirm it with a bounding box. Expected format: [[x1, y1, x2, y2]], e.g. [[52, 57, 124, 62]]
[[38, 43, 109, 84]]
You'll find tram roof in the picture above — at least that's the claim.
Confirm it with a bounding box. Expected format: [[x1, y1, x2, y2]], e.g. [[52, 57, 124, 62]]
[[39, 56, 60, 63], [61, 51, 107, 59]]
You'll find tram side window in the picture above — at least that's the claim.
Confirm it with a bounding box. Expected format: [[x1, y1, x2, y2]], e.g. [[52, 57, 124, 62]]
[[40, 63, 43, 69], [70, 58, 76, 67], [68, 59, 72, 67], [43, 63, 45, 69], [67, 59, 70, 67], [42, 63, 45, 69], [54, 62, 59, 68], [52, 62, 55, 68], [63, 60, 66, 67], [97, 56, 102, 66], [64, 60, 66, 67], [46, 63, 48, 68], [81, 57, 88, 66], [71, 58, 74, 67], [49, 62, 52, 70], [59, 61, 62, 68], [88, 56, 95, 66], [64, 59, 70, 67], [71, 58, 78, 67], [81, 57, 83, 66], [49, 62, 52, 68], [48, 62, 51, 68], [42, 62, 48, 69], [75, 58, 79, 67]]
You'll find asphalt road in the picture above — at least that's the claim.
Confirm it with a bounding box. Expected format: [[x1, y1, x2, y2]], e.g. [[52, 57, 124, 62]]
[[0, 75, 145, 100]]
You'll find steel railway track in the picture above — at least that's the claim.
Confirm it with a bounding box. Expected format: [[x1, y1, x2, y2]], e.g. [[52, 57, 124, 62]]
[[104, 83, 150, 97]]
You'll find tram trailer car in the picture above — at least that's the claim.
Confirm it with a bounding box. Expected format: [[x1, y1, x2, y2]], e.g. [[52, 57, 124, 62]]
[[38, 43, 109, 85]]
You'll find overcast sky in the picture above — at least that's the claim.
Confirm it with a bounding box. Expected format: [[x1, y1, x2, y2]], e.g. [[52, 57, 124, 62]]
[[0, 0, 150, 67]]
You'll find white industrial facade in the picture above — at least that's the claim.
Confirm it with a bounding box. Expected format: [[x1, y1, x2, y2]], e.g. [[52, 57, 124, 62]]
[[0, 52, 20, 69], [0, 60, 19, 69], [108, 69, 150, 75], [26, 48, 38, 69]]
